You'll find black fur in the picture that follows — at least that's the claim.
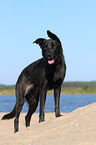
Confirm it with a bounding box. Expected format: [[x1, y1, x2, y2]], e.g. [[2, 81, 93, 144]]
[[2, 30, 66, 133]]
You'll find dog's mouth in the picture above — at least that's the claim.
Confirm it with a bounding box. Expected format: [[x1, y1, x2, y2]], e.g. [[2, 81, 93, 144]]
[[48, 59, 55, 64]]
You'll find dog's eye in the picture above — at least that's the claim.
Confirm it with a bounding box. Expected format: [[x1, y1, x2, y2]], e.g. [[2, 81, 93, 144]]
[[53, 45, 56, 49], [44, 45, 47, 50]]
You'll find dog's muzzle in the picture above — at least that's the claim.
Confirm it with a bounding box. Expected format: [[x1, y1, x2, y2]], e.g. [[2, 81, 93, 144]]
[[47, 52, 55, 64]]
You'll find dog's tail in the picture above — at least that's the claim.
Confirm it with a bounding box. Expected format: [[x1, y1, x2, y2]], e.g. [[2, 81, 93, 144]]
[[1, 105, 16, 120]]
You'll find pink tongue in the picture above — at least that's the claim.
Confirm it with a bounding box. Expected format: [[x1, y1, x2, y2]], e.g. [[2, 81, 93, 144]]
[[48, 59, 55, 64]]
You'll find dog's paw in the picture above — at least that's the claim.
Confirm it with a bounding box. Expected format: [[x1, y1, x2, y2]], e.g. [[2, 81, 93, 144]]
[[55, 113, 63, 118], [39, 119, 45, 123]]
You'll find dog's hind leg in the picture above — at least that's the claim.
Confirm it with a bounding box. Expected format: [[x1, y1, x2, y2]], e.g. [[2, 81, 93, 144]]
[[14, 86, 25, 133], [25, 92, 39, 127]]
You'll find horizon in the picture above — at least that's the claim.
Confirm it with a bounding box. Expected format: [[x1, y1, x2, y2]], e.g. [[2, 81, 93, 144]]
[[0, 80, 96, 86]]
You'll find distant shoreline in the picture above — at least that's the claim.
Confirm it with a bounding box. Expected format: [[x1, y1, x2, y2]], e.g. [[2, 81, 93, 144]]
[[0, 81, 96, 95], [0, 88, 96, 95]]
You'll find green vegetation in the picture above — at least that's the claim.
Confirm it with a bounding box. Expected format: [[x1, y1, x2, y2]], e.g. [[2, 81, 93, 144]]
[[0, 84, 15, 95], [0, 81, 96, 95], [61, 81, 96, 94], [62, 81, 96, 89]]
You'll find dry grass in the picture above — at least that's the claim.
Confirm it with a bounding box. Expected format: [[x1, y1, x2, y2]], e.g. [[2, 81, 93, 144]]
[[0, 87, 96, 96]]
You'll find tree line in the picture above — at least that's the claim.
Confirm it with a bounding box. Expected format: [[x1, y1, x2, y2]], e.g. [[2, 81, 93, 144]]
[[62, 81, 96, 89], [0, 81, 96, 90]]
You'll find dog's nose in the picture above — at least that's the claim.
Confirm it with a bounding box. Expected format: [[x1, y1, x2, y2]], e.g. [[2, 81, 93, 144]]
[[48, 52, 51, 57]]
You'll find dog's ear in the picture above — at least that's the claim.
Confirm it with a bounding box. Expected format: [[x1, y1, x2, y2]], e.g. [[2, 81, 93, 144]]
[[33, 38, 45, 47], [47, 30, 61, 44]]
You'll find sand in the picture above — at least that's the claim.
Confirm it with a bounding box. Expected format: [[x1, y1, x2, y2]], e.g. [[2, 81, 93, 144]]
[[0, 102, 96, 145]]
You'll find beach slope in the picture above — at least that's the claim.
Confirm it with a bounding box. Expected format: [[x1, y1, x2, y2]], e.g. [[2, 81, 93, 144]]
[[0, 102, 96, 145]]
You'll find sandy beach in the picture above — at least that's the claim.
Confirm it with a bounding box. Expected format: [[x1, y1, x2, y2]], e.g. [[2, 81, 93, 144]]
[[0, 102, 96, 145]]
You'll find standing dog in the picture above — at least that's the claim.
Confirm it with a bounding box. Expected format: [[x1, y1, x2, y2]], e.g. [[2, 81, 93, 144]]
[[2, 30, 66, 133]]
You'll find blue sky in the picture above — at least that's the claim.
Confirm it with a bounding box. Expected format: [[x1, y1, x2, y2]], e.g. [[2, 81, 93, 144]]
[[0, 0, 96, 85]]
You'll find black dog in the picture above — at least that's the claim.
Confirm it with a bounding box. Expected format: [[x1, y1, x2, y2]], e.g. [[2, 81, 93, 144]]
[[2, 30, 66, 133]]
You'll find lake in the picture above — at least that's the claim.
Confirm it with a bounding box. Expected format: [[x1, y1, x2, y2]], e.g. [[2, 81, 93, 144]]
[[0, 94, 96, 113]]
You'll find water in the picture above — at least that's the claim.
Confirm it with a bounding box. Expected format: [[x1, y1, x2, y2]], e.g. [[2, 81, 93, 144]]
[[0, 94, 96, 113]]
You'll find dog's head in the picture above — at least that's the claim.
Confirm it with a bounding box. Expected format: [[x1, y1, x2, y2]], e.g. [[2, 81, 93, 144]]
[[33, 30, 62, 65]]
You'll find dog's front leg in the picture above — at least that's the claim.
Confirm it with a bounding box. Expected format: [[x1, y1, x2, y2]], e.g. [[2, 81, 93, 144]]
[[54, 87, 62, 117], [39, 89, 46, 122]]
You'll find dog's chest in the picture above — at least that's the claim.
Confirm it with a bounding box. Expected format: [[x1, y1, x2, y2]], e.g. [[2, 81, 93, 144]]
[[47, 66, 64, 89]]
